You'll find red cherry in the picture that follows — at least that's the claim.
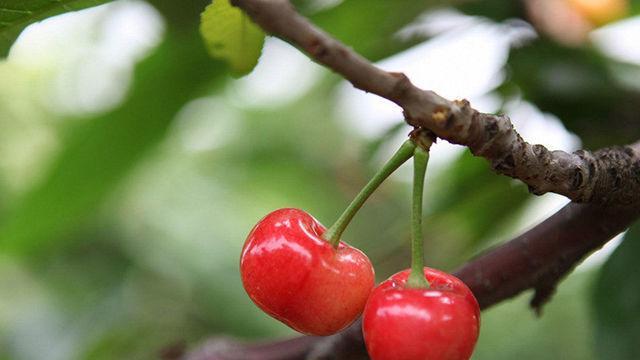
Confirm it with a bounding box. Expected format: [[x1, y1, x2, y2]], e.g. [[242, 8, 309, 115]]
[[240, 208, 375, 335], [363, 267, 480, 360]]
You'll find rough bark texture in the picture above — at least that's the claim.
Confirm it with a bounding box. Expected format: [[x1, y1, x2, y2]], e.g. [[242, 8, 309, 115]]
[[230, 0, 640, 206], [180, 1, 640, 359], [455, 202, 640, 311]]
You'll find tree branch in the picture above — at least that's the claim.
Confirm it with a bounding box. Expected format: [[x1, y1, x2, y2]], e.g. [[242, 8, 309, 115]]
[[182, 1, 640, 359], [230, 0, 640, 206]]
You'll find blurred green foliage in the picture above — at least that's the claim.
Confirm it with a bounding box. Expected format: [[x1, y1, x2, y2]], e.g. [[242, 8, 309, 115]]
[[312, 0, 438, 60], [0, 29, 222, 257], [593, 223, 640, 360], [0, 0, 110, 56], [0, 0, 639, 359], [457, 0, 525, 22], [458, 1, 640, 148], [504, 40, 640, 148], [476, 269, 598, 360]]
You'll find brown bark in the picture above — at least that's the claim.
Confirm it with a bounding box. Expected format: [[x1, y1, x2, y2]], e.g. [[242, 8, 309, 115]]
[[230, 0, 640, 206]]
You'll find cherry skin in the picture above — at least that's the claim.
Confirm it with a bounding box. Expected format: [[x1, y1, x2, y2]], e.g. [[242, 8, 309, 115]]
[[240, 208, 375, 335], [363, 267, 480, 360]]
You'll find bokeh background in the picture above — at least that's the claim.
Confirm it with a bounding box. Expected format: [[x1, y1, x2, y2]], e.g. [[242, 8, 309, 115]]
[[1, 0, 640, 359]]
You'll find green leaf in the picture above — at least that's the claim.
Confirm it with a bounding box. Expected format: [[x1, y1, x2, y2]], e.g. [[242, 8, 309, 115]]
[[592, 222, 640, 359], [0, 26, 223, 256], [199, 0, 265, 76], [0, 0, 111, 58]]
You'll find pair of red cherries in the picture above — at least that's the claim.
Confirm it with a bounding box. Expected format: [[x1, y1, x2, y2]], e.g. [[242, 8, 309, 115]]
[[241, 208, 480, 360]]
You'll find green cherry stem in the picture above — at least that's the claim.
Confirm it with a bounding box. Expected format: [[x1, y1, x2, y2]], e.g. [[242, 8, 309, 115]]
[[324, 140, 417, 248], [406, 144, 431, 289]]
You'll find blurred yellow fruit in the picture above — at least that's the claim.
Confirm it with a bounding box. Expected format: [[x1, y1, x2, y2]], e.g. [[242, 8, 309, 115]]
[[566, 0, 629, 26]]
